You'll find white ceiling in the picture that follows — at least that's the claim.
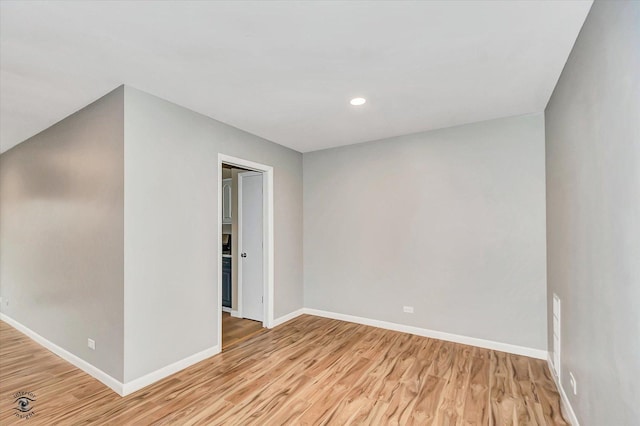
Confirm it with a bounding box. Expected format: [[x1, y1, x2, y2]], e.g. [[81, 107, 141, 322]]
[[0, 1, 592, 153]]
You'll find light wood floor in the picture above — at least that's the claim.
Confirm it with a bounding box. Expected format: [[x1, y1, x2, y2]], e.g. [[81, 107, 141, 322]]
[[222, 311, 265, 350], [0, 316, 568, 425]]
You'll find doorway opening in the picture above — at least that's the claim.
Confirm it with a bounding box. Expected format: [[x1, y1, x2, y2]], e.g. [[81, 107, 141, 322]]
[[218, 154, 274, 351]]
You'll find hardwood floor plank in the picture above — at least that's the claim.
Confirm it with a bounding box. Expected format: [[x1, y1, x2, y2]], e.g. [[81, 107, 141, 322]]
[[0, 317, 570, 425], [349, 397, 390, 425], [529, 359, 569, 426], [433, 345, 473, 425], [294, 356, 374, 425], [260, 397, 311, 426], [319, 358, 377, 425], [462, 356, 491, 425], [222, 312, 266, 350]]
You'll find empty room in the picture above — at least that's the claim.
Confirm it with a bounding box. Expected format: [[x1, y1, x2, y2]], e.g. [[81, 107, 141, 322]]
[[0, 1, 637, 425]]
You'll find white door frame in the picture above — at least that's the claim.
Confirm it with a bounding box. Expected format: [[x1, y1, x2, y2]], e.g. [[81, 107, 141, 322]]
[[217, 154, 274, 351], [237, 171, 263, 320]]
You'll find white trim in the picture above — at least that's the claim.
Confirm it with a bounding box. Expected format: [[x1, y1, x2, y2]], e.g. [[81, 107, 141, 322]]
[[301, 308, 548, 360], [552, 293, 562, 381], [230, 310, 241, 318], [272, 308, 305, 328], [217, 156, 224, 351], [217, 154, 275, 355], [1, 313, 221, 397], [1, 313, 124, 396], [121, 345, 220, 396], [548, 356, 580, 426], [237, 171, 243, 318], [2, 310, 555, 401], [222, 306, 232, 313]]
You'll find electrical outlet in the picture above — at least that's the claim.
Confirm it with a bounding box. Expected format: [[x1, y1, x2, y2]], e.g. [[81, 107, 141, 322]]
[[88, 338, 96, 350], [569, 372, 577, 395], [403, 306, 414, 314]]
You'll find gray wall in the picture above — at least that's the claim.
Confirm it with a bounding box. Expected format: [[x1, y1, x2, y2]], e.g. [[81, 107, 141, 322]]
[[304, 113, 547, 350], [123, 87, 303, 381], [545, 1, 640, 424], [0, 87, 125, 381]]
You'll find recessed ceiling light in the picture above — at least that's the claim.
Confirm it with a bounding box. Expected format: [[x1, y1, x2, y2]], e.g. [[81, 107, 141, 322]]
[[350, 97, 366, 106]]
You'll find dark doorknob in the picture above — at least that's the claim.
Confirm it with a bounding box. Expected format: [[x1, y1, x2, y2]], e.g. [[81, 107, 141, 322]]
[[241, 253, 247, 258]]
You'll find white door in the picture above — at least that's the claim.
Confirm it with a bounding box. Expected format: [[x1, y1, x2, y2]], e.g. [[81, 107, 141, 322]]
[[239, 172, 264, 322]]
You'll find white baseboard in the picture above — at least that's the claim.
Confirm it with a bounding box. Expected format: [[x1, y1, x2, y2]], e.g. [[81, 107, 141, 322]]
[[121, 344, 220, 396], [302, 308, 548, 360], [547, 356, 580, 425], [2, 308, 548, 400], [1, 313, 220, 397], [271, 308, 305, 328], [0, 313, 124, 395], [222, 306, 232, 313], [230, 310, 241, 318]]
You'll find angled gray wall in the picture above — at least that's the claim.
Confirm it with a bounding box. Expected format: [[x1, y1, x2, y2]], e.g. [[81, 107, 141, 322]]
[[123, 87, 303, 382], [0, 87, 125, 381], [545, 1, 640, 424], [304, 113, 547, 351]]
